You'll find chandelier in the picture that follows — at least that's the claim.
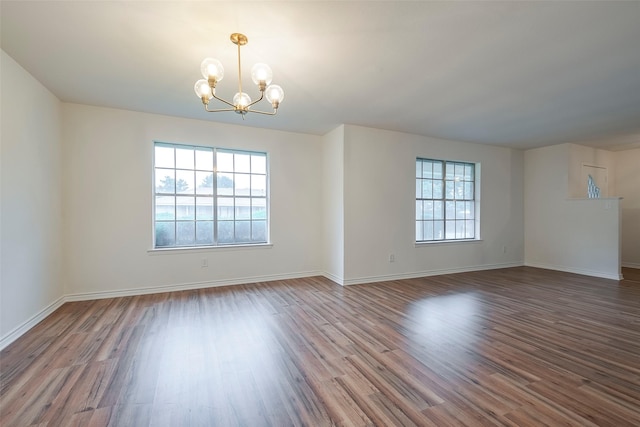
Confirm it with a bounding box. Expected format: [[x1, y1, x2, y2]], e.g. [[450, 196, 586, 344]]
[[194, 33, 284, 117]]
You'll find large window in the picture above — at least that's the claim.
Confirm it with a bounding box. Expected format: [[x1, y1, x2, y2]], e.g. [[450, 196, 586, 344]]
[[416, 158, 477, 242], [154, 142, 268, 248]]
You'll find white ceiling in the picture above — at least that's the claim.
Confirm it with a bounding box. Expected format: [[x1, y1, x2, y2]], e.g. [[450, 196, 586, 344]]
[[2, 1, 640, 151]]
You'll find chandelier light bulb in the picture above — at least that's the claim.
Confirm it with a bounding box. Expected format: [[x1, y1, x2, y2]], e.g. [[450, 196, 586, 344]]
[[265, 85, 285, 104], [233, 92, 252, 108], [251, 63, 273, 85], [200, 58, 224, 82], [194, 79, 212, 99]]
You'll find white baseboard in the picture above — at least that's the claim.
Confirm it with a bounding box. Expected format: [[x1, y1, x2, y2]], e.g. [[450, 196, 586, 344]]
[[322, 271, 344, 286], [0, 296, 66, 351], [524, 262, 623, 281], [64, 270, 324, 302], [341, 262, 524, 286]]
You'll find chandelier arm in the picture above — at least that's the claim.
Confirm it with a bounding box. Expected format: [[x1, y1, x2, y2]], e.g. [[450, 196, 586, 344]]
[[204, 104, 236, 113], [246, 91, 265, 108], [245, 109, 277, 116], [210, 92, 236, 108]]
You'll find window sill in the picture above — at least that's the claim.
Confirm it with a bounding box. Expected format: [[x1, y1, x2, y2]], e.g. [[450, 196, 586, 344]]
[[148, 243, 273, 255], [415, 239, 482, 247]]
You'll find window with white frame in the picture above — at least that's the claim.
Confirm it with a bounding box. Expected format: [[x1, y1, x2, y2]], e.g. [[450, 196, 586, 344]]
[[416, 158, 477, 242], [154, 142, 268, 248]]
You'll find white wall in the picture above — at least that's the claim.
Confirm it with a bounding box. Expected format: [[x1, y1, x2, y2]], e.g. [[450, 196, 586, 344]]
[[341, 125, 524, 285], [321, 125, 345, 283], [1, 51, 64, 346], [614, 148, 640, 268], [62, 104, 324, 298], [524, 144, 621, 279]]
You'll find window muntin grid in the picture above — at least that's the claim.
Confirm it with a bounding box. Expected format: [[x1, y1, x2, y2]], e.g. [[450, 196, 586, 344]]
[[154, 142, 268, 248], [416, 158, 476, 242]]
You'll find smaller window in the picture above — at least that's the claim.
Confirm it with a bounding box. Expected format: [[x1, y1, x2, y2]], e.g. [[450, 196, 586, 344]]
[[416, 158, 477, 242]]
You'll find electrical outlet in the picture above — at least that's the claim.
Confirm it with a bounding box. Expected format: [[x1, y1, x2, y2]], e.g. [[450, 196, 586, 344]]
[[201, 258, 208, 268], [503, 246, 507, 254], [389, 254, 396, 263]]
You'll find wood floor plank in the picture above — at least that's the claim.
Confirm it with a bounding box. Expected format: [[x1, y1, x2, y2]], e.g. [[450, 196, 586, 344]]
[[2, 266, 640, 426]]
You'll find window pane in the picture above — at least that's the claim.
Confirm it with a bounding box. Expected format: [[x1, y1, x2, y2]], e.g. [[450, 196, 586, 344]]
[[422, 161, 433, 179], [217, 173, 234, 196], [434, 201, 444, 220], [464, 164, 474, 181], [445, 163, 454, 180], [217, 197, 234, 220], [155, 196, 175, 220], [455, 220, 465, 239], [196, 172, 213, 195], [235, 198, 251, 220], [218, 221, 234, 244], [156, 169, 175, 193], [415, 161, 422, 179], [196, 221, 214, 245], [176, 196, 195, 220], [445, 181, 454, 199], [455, 181, 464, 200], [251, 175, 266, 197], [252, 220, 267, 242], [217, 151, 234, 172], [176, 221, 195, 245], [251, 155, 266, 174], [464, 182, 473, 200], [196, 197, 213, 220], [195, 149, 213, 171], [434, 220, 444, 240], [424, 221, 434, 241], [433, 162, 443, 179], [424, 201, 433, 220], [445, 220, 455, 239], [155, 146, 174, 168], [456, 201, 467, 219], [235, 221, 251, 242], [416, 179, 422, 198], [433, 180, 443, 199], [176, 147, 194, 169], [465, 220, 475, 239], [422, 180, 432, 199], [235, 174, 250, 196], [176, 170, 194, 194], [415, 201, 422, 220], [252, 198, 267, 219], [455, 163, 464, 180], [155, 222, 175, 247], [235, 153, 251, 173], [467, 201, 475, 218], [446, 201, 455, 219], [416, 221, 423, 241]]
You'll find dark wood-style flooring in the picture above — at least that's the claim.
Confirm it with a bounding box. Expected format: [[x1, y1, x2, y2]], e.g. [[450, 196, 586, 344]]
[[1, 267, 639, 426]]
